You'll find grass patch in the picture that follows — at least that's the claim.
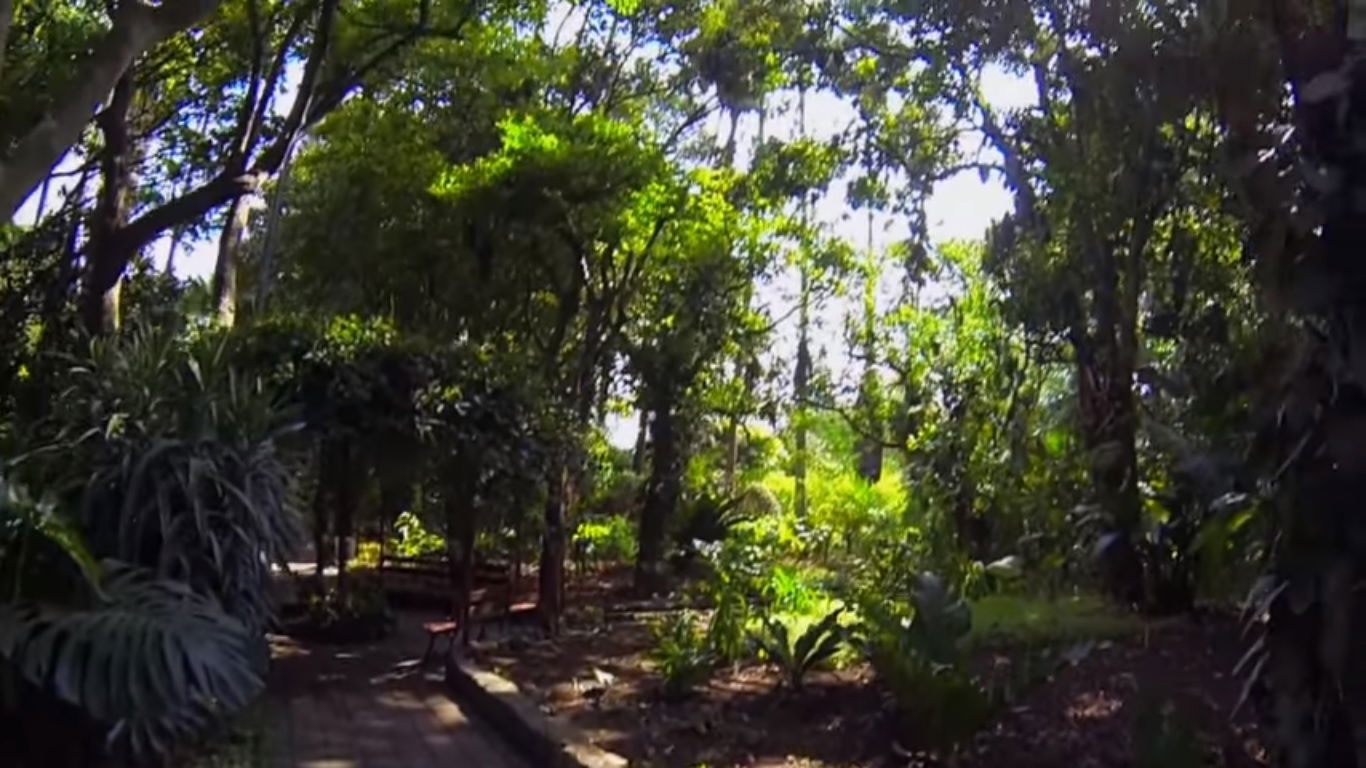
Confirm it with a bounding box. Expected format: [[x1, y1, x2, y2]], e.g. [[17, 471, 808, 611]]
[[968, 593, 1142, 648]]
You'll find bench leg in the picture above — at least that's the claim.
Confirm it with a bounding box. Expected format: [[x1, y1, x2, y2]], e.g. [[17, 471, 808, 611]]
[[422, 633, 437, 668]]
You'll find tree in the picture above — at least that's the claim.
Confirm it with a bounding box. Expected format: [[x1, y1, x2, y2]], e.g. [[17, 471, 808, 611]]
[[0, 0, 225, 221], [626, 168, 772, 593], [1205, 1, 1366, 764]]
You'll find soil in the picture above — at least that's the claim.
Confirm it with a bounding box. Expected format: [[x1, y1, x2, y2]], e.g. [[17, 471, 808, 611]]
[[470, 571, 1266, 768]]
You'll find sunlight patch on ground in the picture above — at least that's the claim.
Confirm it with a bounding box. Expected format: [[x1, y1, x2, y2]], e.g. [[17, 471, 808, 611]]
[[1065, 691, 1124, 722]]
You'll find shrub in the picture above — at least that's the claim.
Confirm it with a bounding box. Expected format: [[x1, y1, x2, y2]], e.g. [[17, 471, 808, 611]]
[[572, 514, 637, 570], [860, 572, 991, 751], [390, 511, 445, 558], [764, 564, 826, 615], [351, 540, 382, 568], [672, 484, 775, 559], [294, 576, 393, 643], [1, 328, 295, 762], [750, 607, 845, 690], [649, 611, 713, 700], [695, 531, 768, 664]]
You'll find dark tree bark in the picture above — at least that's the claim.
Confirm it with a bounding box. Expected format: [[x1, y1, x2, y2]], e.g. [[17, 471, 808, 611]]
[[443, 452, 477, 642], [632, 407, 650, 474], [1066, 238, 1144, 605], [311, 444, 333, 592], [855, 367, 884, 482], [333, 439, 364, 601], [538, 459, 569, 633], [81, 70, 137, 335], [636, 394, 681, 595], [793, 287, 811, 518]]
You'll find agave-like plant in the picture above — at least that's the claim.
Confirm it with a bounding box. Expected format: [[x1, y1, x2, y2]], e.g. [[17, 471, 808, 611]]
[[750, 607, 846, 690]]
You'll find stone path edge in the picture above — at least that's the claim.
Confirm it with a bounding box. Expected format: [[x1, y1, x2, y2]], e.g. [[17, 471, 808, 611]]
[[444, 657, 630, 768]]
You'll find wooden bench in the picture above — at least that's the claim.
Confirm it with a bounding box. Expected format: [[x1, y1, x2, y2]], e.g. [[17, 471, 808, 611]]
[[421, 619, 460, 666], [392, 557, 515, 663]]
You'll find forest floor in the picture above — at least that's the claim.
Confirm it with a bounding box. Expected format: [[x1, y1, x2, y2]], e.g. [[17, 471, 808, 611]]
[[471, 569, 1267, 768]]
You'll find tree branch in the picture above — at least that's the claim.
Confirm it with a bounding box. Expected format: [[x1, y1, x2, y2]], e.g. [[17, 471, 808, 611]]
[[247, 5, 310, 153], [0, 0, 225, 221], [225, 0, 267, 167], [251, 0, 340, 175]]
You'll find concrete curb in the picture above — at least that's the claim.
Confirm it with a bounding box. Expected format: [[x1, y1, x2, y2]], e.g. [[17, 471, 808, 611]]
[[444, 657, 629, 768]]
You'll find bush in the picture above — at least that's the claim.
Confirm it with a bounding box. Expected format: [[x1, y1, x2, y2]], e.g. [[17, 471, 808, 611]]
[[649, 611, 713, 700], [351, 540, 382, 568], [390, 511, 445, 558], [860, 572, 991, 751], [1, 328, 294, 762], [695, 532, 767, 664], [764, 564, 826, 615], [572, 514, 637, 570]]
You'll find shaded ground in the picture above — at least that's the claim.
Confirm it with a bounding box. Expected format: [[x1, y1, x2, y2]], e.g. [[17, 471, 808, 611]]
[[473, 574, 1265, 768], [265, 610, 526, 768], [961, 616, 1266, 768]]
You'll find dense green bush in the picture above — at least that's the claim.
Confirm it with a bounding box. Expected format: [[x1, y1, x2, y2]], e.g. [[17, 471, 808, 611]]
[[695, 531, 767, 664], [572, 514, 637, 570]]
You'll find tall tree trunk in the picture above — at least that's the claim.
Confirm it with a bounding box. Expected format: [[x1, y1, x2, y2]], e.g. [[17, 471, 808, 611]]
[[333, 440, 362, 601], [81, 70, 137, 335], [632, 407, 650, 474], [1074, 338, 1143, 604], [1068, 239, 1143, 605], [312, 444, 332, 592], [855, 364, 884, 482], [538, 457, 569, 634], [793, 266, 811, 518], [636, 394, 681, 595], [212, 194, 251, 327], [444, 453, 477, 642]]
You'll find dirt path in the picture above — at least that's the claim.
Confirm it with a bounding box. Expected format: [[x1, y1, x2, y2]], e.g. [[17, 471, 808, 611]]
[[264, 611, 526, 768]]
